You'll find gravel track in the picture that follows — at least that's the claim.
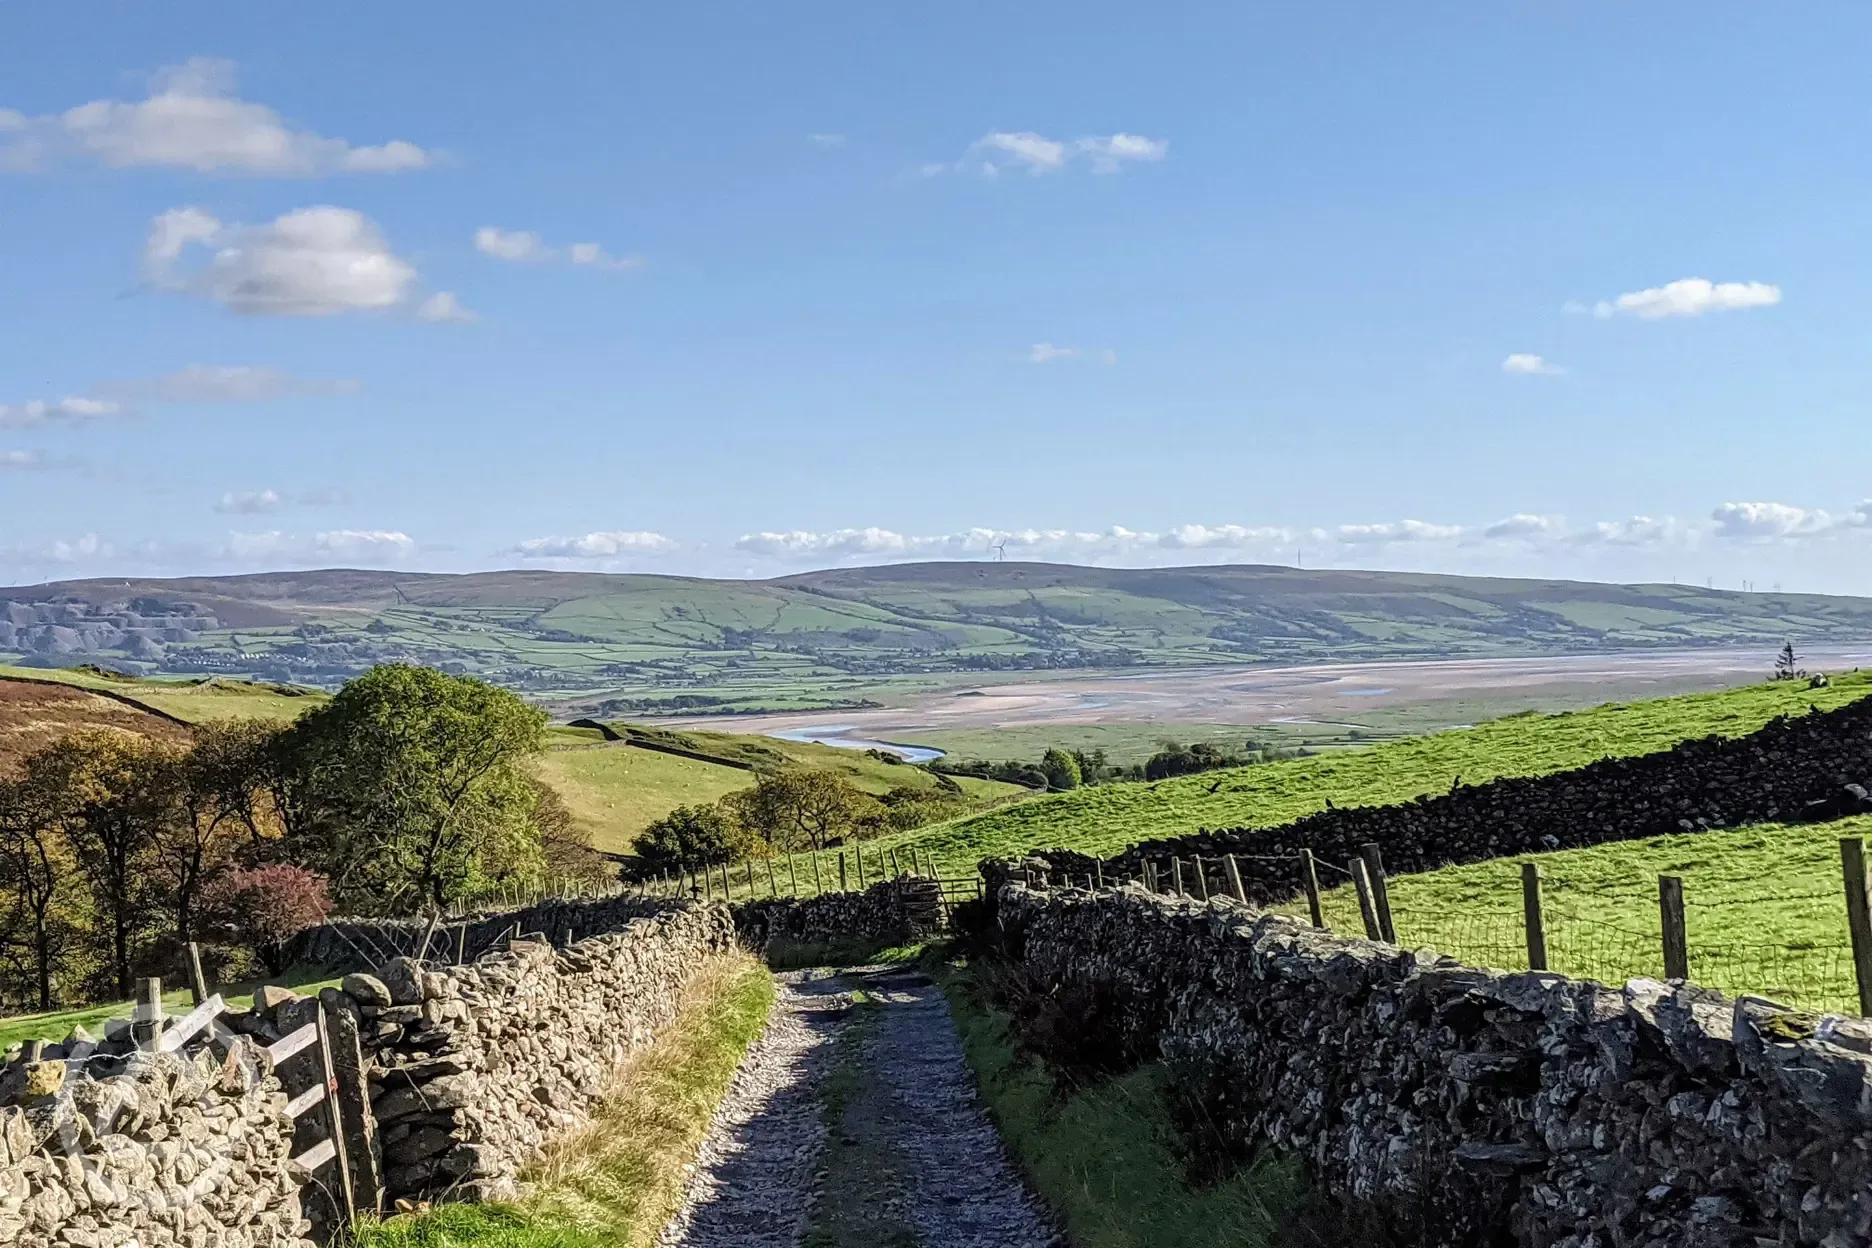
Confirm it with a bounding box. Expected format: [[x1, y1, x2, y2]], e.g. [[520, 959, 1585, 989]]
[[659, 966, 1057, 1248], [655, 971, 848, 1248]]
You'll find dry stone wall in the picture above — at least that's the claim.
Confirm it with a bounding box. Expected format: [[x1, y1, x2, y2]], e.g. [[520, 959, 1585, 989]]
[[0, 1031, 313, 1248], [287, 895, 658, 972], [338, 900, 736, 1204], [1094, 695, 1872, 904], [1, 898, 735, 1244], [990, 878, 1872, 1247], [731, 876, 944, 949]]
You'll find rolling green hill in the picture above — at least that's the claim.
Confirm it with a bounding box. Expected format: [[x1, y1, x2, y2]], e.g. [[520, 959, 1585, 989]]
[[6, 562, 1872, 707]]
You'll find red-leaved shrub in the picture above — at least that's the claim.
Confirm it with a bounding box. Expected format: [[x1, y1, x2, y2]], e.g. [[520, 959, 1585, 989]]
[[201, 865, 333, 972]]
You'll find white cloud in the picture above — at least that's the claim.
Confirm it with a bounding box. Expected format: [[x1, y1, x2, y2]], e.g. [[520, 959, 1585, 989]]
[[1075, 133, 1169, 173], [416, 291, 477, 323], [513, 531, 677, 560], [215, 489, 282, 515], [1710, 501, 1836, 540], [1329, 520, 1466, 546], [0, 450, 40, 469], [475, 226, 643, 272], [1158, 524, 1293, 549], [144, 206, 423, 317], [0, 396, 123, 428], [1029, 343, 1115, 365], [1502, 353, 1563, 375], [1569, 516, 1681, 548], [1481, 513, 1565, 540], [1587, 278, 1782, 320], [313, 530, 416, 559], [1, 57, 429, 175], [99, 364, 360, 403], [952, 130, 1168, 177], [807, 133, 846, 148], [474, 227, 549, 262]]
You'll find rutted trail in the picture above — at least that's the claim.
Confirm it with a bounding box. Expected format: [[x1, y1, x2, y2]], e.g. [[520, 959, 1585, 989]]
[[660, 966, 1057, 1248]]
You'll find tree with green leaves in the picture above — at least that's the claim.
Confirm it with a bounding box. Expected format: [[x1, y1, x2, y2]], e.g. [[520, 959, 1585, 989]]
[[278, 664, 548, 911], [1040, 748, 1082, 791], [636, 803, 759, 873], [729, 768, 876, 852]]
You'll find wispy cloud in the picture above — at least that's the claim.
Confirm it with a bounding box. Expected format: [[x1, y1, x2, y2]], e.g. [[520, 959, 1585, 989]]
[[807, 133, 846, 148], [1, 58, 429, 175], [416, 291, 477, 323], [1580, 278, 1782, 320], [98, 364, 360, 403], [474, 227, 643, 272], [1501, 353, 1563, 375], [223, 529, 417, 564], [944, 130, 1168, 177], [0, 450, 41, 469], [1029, 343, 1116, 364], [0, 396, 122, 429]]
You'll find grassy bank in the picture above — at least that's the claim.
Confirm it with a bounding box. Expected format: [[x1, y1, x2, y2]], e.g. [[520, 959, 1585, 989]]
[[935, 955, 1318, 1248], [1280, 814, 1872, 1015], [874, 673, 1872, 877], [357, 953, 773, 1248]]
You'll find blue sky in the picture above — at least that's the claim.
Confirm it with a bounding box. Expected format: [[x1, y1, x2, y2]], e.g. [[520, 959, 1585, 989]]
[[3, 2, 1871, 591]]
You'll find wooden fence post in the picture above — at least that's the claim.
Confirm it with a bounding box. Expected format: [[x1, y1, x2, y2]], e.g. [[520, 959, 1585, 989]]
[[319, 990, 381, 1218], [133, 977, 165, 1048], [746, 859, 757, 893], [1223, 854, 1247, 904], [1191, 856, 1210, 901], [1521, 862, 1548, 972], [703, 866, 714, 900], [1299, 849, 1325, 928], [1359, 843, 1396, 943], [720, 862, 732, 899], [1171, 858, 1186, 897], [788, 856, 800, 897], [1143, 861, 1158, 893], [1658, 875, 1689, 981], [1841, 838, 1872, 1016], [186, 942, 209, 1006], [766, 857, 779, 898], [1350, 859, 1383, 942], [856, 846, 867, 890], [839, 852, 848, 892], [1095, 860, 1106, 889], [889, 848, 902, 877]]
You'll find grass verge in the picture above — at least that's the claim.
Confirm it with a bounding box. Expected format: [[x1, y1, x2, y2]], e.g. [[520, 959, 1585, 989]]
[[763, 938, 924, 971], [355, 952, 774, 1248], [931, 953, 1313, 1248]]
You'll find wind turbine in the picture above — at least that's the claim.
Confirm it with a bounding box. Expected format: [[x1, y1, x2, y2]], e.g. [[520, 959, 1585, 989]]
[[991, 540, 1007, 562]]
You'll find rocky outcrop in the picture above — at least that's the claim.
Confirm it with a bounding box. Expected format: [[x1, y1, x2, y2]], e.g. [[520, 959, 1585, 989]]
[[1087, 695, 1872, 904], [990, 878, 1872, 1247]]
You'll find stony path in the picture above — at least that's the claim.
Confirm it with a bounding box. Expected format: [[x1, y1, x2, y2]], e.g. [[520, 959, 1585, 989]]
[[655, 970, 848, 1248], [659, 965, 1058, 1248]]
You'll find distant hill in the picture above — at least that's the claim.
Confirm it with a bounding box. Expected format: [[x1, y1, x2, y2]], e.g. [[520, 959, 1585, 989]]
[[3, 562, 1870, 705]]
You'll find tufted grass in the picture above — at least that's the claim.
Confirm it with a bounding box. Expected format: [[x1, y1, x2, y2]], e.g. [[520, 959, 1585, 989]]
[[353, 952, 774, 1248], [869, 673, 1872, 878], [932, 953, 1338, 1248]]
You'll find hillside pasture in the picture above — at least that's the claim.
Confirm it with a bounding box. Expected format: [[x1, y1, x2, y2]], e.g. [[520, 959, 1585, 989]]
[[872, 672, 1872, 877], [0, 677, 191, 774], [1277, 815, 1872, 1016]]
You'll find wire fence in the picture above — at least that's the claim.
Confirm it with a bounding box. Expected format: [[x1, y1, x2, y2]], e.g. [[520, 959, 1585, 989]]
[[1114, 844, 1871, 1018]]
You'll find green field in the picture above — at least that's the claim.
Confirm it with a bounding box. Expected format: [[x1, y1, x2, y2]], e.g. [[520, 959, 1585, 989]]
[[541, 725, 1026, 854], [1276, 816, 1872, 1015], [867, 672, 1872, 878], [0, 664, 326, 724]]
